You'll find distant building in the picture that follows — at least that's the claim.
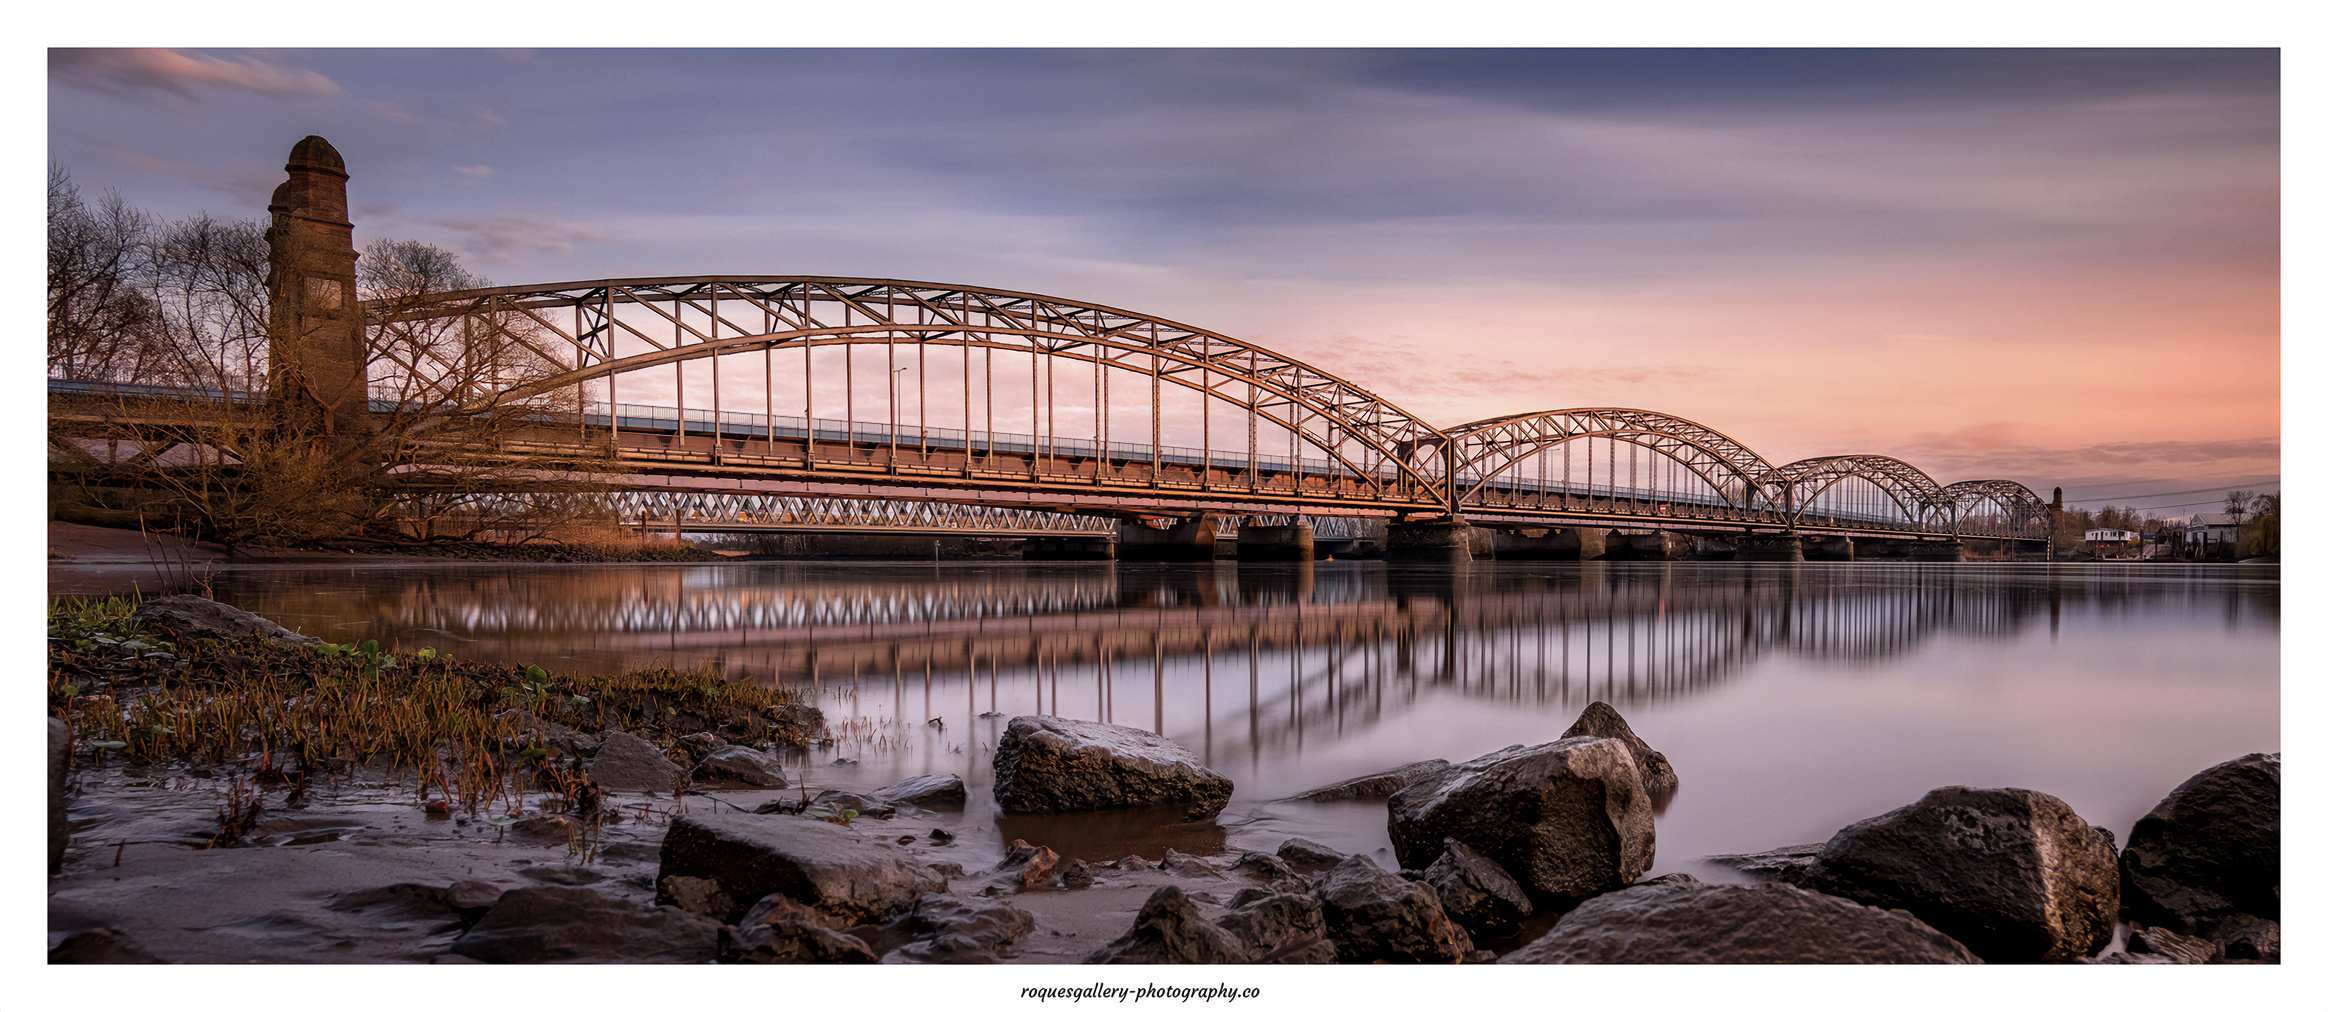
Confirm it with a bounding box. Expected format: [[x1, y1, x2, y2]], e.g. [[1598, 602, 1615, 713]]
[[2084, 528, 2143, 558], [2159, 513, 2242, 560]]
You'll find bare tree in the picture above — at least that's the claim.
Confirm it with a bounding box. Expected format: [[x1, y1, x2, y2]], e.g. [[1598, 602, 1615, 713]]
[[48, 166, 161, 381], [2223, 489, 2255, 524]]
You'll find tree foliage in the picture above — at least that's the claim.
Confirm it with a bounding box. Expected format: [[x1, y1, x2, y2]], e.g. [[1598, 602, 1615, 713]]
[[49, 170, 617, 548]]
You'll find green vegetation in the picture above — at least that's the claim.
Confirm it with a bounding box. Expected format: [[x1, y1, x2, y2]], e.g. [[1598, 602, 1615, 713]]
[[49, 597, 808, 817]]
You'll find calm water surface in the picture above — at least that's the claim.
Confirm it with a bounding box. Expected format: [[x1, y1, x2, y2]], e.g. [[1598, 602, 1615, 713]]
[[151, 560, 2281, 875]]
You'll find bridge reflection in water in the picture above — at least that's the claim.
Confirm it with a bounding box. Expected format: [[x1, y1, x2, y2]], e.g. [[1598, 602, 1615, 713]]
[[208, 561, 2272, 793]]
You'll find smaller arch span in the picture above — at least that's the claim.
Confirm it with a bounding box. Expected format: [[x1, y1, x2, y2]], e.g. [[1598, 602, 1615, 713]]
[[1438, 407, 1780, 511]]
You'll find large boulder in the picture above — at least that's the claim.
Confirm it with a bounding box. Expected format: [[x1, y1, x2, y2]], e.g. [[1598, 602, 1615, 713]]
[[992, 716, 1233, 819], [131, 594, 318, 643], [450, 886, 720, 963], [1561, 702, 1678, 799], [2119, 752, 2279, 935], [1423, 838, 1535, 939], [1311, 855, 1471, 963], [1503, 876, 1979, 964], [49, 717, 69, 874], [1084, 886, 1250, 964], [1805, 786, 2117, 964], [587, 731, 684, 792], [657, 814, 945, 926], [1386, 737, 1653, 903]]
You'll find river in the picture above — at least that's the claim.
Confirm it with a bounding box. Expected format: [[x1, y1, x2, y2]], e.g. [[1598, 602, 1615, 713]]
[[90, 559, 2281, 876]]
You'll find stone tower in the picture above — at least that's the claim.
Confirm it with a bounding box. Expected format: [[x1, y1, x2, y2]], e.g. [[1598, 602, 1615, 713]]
[[265, 135, 367, 444]]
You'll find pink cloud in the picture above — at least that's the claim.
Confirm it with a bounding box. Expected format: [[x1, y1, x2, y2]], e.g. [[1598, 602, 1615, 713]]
[[50, 49, 342, 100]]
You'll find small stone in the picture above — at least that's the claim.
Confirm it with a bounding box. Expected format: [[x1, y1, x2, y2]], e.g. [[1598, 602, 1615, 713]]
[[882, 894, 1036, 964], [1215, 890, 1331, 963], [2208, 913, 2280, 963], [696, 746, 786, 788], [49, 927, 163, 964], [131, 595, 317, 644], [586, 732, 684, 792], [1062, 860, 1097, 889], [1701, 842, 1823, 888], [871, 773, 967, 809], [991, 839, 1063, 891]]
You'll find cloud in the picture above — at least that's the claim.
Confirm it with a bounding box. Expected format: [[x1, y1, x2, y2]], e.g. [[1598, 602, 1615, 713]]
[[451, 165, 494, 179], [427, 212, 606, 262], [50, 49, 342, 100]]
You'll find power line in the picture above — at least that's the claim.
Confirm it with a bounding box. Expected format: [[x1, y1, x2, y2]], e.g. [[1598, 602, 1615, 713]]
[[2065, 481, 2278, 504]]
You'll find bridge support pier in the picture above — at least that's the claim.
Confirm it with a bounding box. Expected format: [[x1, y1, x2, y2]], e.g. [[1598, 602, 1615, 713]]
[[1490, 527, 1610, 560], [1238, 519, 1315, 562], [1603, 530, 1693, 561], [1736, 533, 1805, 562], [1116, 514, 1221, 561], [1387, 518, 1474, 563]]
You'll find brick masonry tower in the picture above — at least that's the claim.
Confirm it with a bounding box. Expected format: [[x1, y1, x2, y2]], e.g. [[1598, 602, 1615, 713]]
[[266, 135, 367, 445]]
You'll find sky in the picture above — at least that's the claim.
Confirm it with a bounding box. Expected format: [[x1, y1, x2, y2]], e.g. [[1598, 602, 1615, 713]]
[[44, 46, 2282, 511]]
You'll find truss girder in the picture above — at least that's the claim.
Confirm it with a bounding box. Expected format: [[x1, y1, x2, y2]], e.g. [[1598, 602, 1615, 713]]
[[1770, 455, 1948, 527], [612, 491, 1117, 534], [366, 277, 1452, 507], [1439, 407, 1780, 509]]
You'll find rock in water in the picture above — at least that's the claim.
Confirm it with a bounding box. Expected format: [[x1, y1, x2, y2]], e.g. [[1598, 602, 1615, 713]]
[[49, 717, 69, 874], [1311, 855, 1472, 964], [725, 894, 877, 963], [658, 814, 944, 926], [450, 886, 720, 963], [1502, 877, 1979, 964], [1084, 885, 1251, 964], [131, 594, 318, 643], [587, 731, 683, 792], [2119, 752, 2279, 935], [1806, 786, 2117, 963], [1423, 838, 1535, 939], [1274, 838, 1348, 875], [1701, 842, 1823, 888], [992, 715, 1233, 819], [882, 894, 1037, 963], [696, 746, 786, 788], [1279, 759, 1452, 802], [1561, 702, 1679, 798], [1386, 737, 1653, 903], [871, 773, 967, 809]]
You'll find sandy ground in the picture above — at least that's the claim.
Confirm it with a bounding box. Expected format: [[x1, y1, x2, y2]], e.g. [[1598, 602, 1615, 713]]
[[48, 760, 1282, 964]]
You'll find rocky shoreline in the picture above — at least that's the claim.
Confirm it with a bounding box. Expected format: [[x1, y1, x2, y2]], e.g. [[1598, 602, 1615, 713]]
[[47, 599, 2279, 965]]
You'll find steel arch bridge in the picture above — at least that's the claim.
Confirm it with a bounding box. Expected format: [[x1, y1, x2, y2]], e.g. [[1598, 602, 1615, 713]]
[[52, 275, 2053, 545]]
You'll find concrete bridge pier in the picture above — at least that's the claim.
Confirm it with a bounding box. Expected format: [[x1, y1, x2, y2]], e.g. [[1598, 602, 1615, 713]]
[[1116, 514, 1220, 561], [1387, 518, 1474, 562], [1238, 519, 1315, 562], [1735, 533, 1805, 562]]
